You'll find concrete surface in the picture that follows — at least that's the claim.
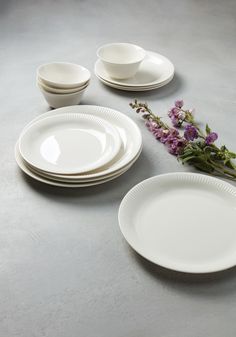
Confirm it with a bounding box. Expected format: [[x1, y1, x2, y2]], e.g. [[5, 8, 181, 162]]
[[0, 0, 236, 336]]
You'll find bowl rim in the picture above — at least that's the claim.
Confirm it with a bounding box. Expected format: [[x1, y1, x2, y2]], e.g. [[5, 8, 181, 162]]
[[37, 76, 89, 93], [37, 62, 91, 87], [96, 43, 146, 65], [38, 84, 87, 97]]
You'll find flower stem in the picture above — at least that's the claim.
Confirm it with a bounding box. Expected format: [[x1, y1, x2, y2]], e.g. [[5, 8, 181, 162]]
[[209, 160, 236, 179]]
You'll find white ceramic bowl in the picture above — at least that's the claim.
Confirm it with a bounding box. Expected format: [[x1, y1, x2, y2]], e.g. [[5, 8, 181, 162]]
[[97, 43, 145, 79], [37, 62, 91, 89], [39, 86, 86, 108], [37, 77, 89, 94]]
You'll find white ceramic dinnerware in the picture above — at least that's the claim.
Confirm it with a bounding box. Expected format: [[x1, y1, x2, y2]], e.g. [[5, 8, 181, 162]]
[[95, 51, 174, 91], [37, 62, 91, 89], [15, 105, 142, 187], [97, 43, 146, 79], [37, 62, 91, 107], [38, 86, 86, 108], [21, 147, 142, 183], [119, 172, 236, 273], [15, 143, 133, 188], [37, 77, 89, 94], [19, 113, 121, 175], [96, 74, 174, 92]]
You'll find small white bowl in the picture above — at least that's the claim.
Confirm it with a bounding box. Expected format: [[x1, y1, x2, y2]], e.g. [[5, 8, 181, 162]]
[[37, 62, 91, 89], [97, 43, 145, 79], [39, 86, 86, 108], [37, 77, 89, 94]]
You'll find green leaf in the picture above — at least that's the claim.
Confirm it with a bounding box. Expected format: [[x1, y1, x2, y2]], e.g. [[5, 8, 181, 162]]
[[204, 145, 218, 154], [193, 162, 214, 173], [205, 124, 211, 135], [180, 156, 197, 163], [225, 160, 236, 170], [228, 151, 236, 159]]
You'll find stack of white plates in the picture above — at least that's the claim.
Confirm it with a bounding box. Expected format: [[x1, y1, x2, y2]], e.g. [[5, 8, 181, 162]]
[[95, 51, 174, 91], [15, 105, 142, 187]]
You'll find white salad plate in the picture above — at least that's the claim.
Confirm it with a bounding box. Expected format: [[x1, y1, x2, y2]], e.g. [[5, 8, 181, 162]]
[[95, 51, 174, 90], [19, 105, 142, 180], [15, 142, 131, 187], [119, 172, 236, 273], [20, 144, 142, 183], [19, 113, 121, 175]]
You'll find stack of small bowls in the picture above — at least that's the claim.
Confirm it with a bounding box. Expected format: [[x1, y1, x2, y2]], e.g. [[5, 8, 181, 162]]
[[37, 62, 91, 108]]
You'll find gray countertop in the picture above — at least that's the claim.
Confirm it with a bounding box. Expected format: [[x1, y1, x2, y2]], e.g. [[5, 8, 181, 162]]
[[1, 0, 236, 336]]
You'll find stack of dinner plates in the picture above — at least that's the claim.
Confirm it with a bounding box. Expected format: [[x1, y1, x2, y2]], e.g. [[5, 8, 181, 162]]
[[15, 105, 142, 187], [95, 51, 175, 91]]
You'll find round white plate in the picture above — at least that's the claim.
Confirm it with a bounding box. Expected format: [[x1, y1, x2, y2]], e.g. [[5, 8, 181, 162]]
[[20, 143, 142, 183], [20, 105, 142, 179], [119, 173, 236, 273], [96, 73, 174, 91], [19, 113, 121, 175], [95, 51, 174, 88], [15, 143, 133, 188]]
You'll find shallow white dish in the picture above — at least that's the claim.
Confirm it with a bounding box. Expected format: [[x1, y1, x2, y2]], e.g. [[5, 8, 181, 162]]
[[95, 51, 174, 88], [97, 43, 145, 79], [19, 113, 121, 175], [37, 62, 91, 89], [22, 146, 142, 183], [20, 105, 142, 179], [39, 86, 86, 108], [15, 143, 131, 188], [37, 77, 89, 94], [119, 172, 236, 273], [96, 73, 174, 91]]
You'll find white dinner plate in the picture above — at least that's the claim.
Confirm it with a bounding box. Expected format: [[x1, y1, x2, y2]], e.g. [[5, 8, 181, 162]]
[[20, 105, 142, 179], [119, 173, 236, 273], [20, 143, 142, 183], [95, 51, 174, 88], [19, 113, 121, 175], [96, 73, 174, 91], [15, 143, 134, 187]]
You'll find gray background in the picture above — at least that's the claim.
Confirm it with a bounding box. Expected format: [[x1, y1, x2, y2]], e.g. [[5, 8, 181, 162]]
[[1, 0, 236, 336]]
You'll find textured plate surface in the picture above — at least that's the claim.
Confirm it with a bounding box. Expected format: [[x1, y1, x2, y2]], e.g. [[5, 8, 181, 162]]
[[119, 173, 236, 273], [19, 113, 121, 174]]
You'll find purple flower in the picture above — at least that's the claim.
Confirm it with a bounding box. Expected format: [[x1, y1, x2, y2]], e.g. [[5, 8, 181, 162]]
[[167, 138, 186, 155], [205, 132, 218, 145], [160, 129, 171, 143], [145, 121, 158, 132], [171, 115, 180, 127], [178, 111, 186, 120], [169, 128, 180, 137], [168, 106, 185, 127], [168, 107, 180, 118], [153, 127, 163, 140], [175, 100, 184, 108], [184, 124, 198, 141]]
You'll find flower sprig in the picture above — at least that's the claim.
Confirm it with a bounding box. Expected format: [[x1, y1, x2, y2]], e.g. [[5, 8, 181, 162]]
[[130, 99, 236, 180]]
